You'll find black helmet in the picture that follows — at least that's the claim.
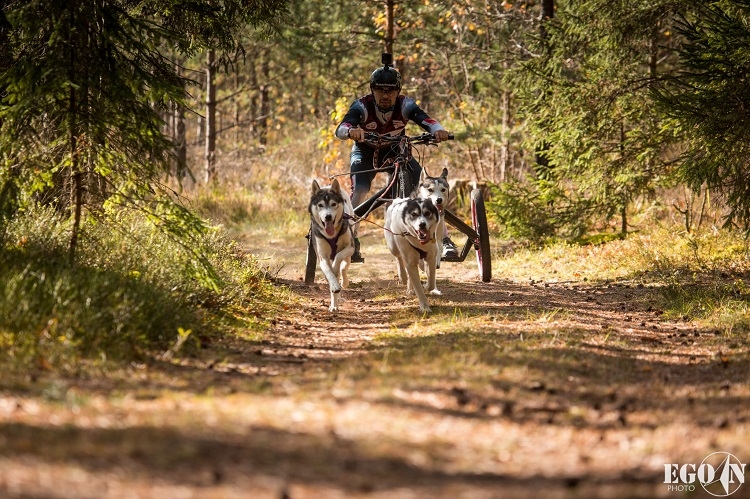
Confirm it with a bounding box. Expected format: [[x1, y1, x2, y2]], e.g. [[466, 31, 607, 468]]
[[370, 66, 402, 92]]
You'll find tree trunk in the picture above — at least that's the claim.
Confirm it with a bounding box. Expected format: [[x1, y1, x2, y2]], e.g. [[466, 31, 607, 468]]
[[205, 48, 217, 183], [172, 62, 188, 183], [535, 0, 555, 177], [499, 56, 510, 182], [649, 23, 659, 83], [385, 0, 395, 54], [258, 50, 270, 147], [67, 0, 82, 262], [620, 122, 628, 235], [69, 88, 82, 262], [696, 185, 709, 229], [248, 58, 257, 140], [540, 0, 554, 36], [175, 104, 188, 182], [234, 70, 242, 147]]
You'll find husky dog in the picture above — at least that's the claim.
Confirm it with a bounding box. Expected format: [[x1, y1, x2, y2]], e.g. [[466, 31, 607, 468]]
[[384, 197, 441, 313], [309, 178, 355, 312], [415, 167, 450, 270]]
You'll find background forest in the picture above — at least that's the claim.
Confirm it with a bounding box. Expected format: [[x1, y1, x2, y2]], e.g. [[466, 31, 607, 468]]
[[2, 0, 750, 364], [173, 0, 750, 238]]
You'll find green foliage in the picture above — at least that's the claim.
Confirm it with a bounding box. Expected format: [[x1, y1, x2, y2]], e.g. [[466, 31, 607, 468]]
[[1, 209, 193, 365], [0, 207, 282, 368], [0, 0, 288, 254], [505, 0, 686, 238], [488, 179, 593, 242], [653, 0, 750, 229]]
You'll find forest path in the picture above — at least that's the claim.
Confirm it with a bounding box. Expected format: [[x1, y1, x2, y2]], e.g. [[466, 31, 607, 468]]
[[234, 222, 750, 498], [1, 223, 748, 498]]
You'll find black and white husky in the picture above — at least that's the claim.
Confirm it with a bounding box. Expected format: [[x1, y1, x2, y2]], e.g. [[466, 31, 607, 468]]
[[309, 178, 355, 312], [414, 167, 450, 271], [384, 197, 441, 313]]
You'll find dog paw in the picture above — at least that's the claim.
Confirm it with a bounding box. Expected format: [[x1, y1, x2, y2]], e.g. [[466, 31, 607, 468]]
[[429, 289, 442, 295], [419, 305, 432, 314]]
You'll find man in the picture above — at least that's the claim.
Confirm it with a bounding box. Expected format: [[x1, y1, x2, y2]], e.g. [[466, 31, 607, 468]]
[[335, 56, 458, 262]]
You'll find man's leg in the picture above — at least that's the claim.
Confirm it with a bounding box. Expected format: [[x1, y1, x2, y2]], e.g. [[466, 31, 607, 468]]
[[406, 158, 422, 193], [349, 145, 374, 263], [351, 188, 369, 210], [442, 223, 459, 258]]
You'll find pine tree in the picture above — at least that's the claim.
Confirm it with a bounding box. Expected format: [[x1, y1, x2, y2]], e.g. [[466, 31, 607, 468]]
[[502, 0, 686, 239], [0, 0, 286, 259], [654, 0, 750, 229]]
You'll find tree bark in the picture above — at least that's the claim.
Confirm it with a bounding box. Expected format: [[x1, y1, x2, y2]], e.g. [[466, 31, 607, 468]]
[[535, 0, 555, 177], [385, 0, 395, 54], [205, 48, 217, 183], [540, 0, 554, 37], [175, 104, 188, 181], [499, 55, 510, 182], [258, 49, 270, 146], [68, 87, 82, 263], [649, 22, 659, 82], [67, 0, 82, 262]]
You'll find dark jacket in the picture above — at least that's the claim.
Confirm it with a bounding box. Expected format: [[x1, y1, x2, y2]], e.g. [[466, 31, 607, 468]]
[[335, 94, 445, 146]]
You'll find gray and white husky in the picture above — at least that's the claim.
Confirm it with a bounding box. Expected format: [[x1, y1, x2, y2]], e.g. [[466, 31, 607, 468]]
[[414, 167, 450, 270], [309, 178, 355, 312], [384, 197, 441, 313]]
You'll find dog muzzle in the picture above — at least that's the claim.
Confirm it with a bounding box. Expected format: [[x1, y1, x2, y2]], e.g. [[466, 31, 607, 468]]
[[416, 229, 432, 244]]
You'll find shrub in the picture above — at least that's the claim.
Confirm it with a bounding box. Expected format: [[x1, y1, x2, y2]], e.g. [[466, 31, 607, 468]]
[[0, 206, 281, 368]]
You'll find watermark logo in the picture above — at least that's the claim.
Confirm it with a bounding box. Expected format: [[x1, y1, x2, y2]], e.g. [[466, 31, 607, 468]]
[[664, 452, 746, 496]]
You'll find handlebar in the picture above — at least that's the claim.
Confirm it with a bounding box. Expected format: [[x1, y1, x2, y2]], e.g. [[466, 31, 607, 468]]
[[363, 131, 454, 146]]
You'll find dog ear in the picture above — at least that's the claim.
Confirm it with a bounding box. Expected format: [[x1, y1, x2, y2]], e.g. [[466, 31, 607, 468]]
[[330, 178, 341, 194], [311, 179, 321, 194], [419, 168, 427, 182], [440, 167, 448, 179]]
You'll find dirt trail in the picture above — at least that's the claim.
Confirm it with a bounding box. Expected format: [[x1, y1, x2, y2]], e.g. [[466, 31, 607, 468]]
[[241, 225, 750, 498], [1, 225, 748, 499]]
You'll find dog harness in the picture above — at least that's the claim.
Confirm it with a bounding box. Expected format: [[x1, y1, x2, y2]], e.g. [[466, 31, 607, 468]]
[[407, 241, 428, 260], [313, 219, 351, 259]]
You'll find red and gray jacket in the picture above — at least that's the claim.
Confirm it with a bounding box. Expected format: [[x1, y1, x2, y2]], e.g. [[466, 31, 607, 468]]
[[335, 94, 445, 145]]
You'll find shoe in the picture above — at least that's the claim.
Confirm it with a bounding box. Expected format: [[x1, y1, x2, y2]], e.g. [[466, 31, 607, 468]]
[[442, 236, 458, 258], [351, 237, 364, 263]]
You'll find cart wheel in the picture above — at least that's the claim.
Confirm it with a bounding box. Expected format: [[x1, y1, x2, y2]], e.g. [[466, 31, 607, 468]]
[[304, 230, 317, 284], [471, 188, 492, 282]]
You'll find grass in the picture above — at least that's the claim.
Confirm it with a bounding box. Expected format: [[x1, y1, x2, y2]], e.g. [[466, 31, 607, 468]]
[[0, 205, 287, 370], [189, 180, 310, 257], [493, 224, 750, 330], [0, 132, 322, 373]]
